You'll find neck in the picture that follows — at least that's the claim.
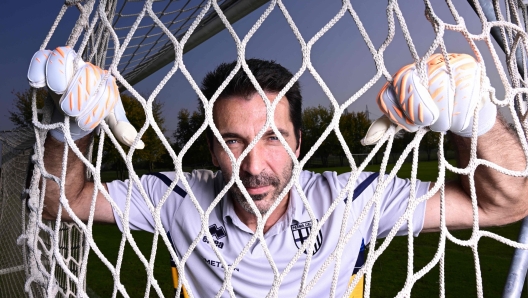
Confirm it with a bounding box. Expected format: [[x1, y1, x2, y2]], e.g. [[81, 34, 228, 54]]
[[233, 195, 289, 234]]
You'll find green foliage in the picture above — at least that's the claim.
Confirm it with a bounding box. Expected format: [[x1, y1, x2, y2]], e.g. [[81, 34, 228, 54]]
[[339, 110, 371, 154], [421, 130, 442, 161], [390, 130, 451, 163], [8, 88, 169, 175], [301, 105, 338, 166], [172, 108, 211, 167], [301, 106, 371, 166], [102, 93, 168, 178], [8, 88, 47, 128]]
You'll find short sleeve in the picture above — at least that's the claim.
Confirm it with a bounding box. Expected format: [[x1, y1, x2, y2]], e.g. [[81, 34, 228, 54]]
[[298, 171, 429, 245], [106, 172, 190, 233], [348, 173, 429, 244]]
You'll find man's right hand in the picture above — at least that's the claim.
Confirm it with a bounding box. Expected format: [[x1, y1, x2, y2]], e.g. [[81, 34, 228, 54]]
[[28, 46, 144, 148]]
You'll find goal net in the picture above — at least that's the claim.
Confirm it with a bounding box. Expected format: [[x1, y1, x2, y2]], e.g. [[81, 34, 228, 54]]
[[3, 0, 528, 297]]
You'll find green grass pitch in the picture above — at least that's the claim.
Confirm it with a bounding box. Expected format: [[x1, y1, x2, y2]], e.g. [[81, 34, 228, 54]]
[[86, 161, 525, 297]]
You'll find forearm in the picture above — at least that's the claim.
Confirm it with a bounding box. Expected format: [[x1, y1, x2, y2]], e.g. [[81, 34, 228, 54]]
[[42, 133, 95, 221], [452, 116, 528, 226]]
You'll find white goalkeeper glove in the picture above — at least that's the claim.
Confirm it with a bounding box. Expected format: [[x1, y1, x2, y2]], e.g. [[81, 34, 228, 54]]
[[27, 46, 145, 149], [361, 53, 496, 146]]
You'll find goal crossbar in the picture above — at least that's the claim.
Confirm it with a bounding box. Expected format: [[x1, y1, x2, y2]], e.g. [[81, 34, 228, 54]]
[[120, 0, 270, 89]]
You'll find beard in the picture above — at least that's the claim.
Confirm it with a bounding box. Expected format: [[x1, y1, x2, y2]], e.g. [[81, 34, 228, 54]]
[[227, 161, 293, 215]]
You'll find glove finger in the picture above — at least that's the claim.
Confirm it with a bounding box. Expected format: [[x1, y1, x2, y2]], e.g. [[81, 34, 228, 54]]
[[73, 71, 119, 131], [46, 46, 85, 95], [106, 100, 145, 149], [450, 54, 481, 132], [361, 115, 402, 146], [426, 53, 479, 133], [61, 64, 99, 117], [28, 50, 52, 88], [377, 82, 420, 132], [393, 64, 440, 126]]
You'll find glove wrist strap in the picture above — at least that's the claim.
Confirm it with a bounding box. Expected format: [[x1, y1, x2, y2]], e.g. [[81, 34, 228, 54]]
[[49, 108, 92, 142]]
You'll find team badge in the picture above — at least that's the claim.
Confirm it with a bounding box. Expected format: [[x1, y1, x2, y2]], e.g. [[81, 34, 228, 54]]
[[291, 220, 323, 255]]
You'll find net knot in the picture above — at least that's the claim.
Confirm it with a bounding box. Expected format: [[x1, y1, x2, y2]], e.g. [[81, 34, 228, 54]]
[[64, 0, 84, 7]]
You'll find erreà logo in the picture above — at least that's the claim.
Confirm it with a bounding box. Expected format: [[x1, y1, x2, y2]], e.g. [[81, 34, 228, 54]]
[[291, 220, 323, 255], [209, 224, 227, 240], [203, 224, 227, 249]]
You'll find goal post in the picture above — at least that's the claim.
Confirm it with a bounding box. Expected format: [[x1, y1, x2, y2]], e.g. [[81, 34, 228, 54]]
[[467, 1, 528, 296]]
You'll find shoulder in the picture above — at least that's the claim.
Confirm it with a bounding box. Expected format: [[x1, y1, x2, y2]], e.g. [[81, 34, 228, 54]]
[[141, 169, 225, 212], [144, 169, 223, 193], [298, 170, 377, 192], [295, 170, 379, 208]]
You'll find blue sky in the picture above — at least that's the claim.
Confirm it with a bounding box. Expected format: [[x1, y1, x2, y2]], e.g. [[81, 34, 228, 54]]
[[0, 0, 511, 136]]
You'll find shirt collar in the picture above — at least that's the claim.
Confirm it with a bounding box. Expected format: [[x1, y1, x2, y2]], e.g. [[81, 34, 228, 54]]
[[219, 177, 255, 233], [218, 173, 303, 236]]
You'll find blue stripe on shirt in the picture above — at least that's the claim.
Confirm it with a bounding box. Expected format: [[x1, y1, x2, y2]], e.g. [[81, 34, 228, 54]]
[[148, 172, 187, 198]]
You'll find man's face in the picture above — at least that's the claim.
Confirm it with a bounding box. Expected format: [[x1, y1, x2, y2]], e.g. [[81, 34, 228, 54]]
[[210, 92, 300, 215]]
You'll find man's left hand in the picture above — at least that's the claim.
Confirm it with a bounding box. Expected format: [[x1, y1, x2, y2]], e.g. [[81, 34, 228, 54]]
[[361, 53, 497, 146]]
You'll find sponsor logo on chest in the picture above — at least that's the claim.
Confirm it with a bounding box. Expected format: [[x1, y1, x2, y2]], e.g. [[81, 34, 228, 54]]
[[290, 220, 323, 255]]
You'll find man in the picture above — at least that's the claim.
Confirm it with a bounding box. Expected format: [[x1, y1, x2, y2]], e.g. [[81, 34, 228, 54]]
[[29, 47, 527, 297]]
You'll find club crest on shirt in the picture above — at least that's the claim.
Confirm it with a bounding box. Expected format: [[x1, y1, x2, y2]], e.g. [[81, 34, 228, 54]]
[[291, 220, 323, 255]]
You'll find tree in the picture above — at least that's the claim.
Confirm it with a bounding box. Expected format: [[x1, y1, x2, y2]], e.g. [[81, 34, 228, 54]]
[[391, 130, 417, 163], [173, 109, 210, 168], [301, 105, 339, 167], [8, 88, 47, 128], [392, 129, 441, 163], [132, 96, 167, 172], [339, 111, 371, 165], [102, 94, 168, 177], [421, 131, 441, 161], [9, 88, 168, 177]]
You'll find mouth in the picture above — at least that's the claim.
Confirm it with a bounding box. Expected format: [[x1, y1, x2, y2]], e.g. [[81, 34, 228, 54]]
[[245, 185, 271, 195]]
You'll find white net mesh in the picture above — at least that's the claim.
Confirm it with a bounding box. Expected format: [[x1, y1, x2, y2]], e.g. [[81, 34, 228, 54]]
[[7, 0, 528, 297], [0, 128, 35, 298], [0, 128, 88, 297]]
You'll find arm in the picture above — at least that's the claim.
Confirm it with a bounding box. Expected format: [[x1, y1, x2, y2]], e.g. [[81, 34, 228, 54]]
[[29, 46, 143, 224], [361, 53, 528, 232], [42, 134, 116, 224], [422, 117, 528, 232]]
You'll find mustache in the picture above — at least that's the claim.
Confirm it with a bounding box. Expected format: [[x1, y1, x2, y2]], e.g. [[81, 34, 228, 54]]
[[240, 172, 280, 188]]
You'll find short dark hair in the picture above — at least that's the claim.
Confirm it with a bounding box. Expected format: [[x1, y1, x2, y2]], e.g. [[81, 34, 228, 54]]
[[200, 59, 302, 148]]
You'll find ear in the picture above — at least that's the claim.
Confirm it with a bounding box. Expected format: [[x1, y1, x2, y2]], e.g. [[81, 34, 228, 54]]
[[295, 130, 302, 158], [207, 137, 220, 167]]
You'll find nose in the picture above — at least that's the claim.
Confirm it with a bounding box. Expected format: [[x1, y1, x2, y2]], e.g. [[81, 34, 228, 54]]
[[240, 144, 265, 176]]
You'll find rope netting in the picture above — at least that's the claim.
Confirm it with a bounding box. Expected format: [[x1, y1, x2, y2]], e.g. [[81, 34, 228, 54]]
[[7, 0, 528, 297], [0, 128, 35, 298], [0, 128, 86, 298]]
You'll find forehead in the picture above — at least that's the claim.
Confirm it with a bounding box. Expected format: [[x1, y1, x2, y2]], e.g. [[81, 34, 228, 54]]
[[212, 93, 292, 131]]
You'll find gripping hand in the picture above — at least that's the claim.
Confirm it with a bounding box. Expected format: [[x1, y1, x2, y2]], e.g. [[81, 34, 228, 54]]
[[361, 53, 496, 146], [27, 46, 144, 149]]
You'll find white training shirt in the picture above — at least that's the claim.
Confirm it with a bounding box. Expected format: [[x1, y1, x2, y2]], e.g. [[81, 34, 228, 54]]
[[107, 170, 430, 297]]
